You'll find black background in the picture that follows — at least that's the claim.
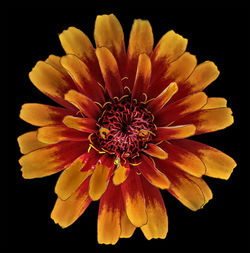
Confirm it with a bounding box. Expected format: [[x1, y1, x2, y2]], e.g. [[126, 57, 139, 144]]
[[7, 7, 249, 253]]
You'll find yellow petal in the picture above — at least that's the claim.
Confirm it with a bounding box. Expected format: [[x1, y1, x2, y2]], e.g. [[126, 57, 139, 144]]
[[152, 30, 187, 63], [51, 178, 91, 228], [113, 163, 129, 186], [202, 97, 227, 109], [143, 143, 168, 160], [120, 211, 136, 238], [17, 131, 48, 154], [55, 154, 93, 200]]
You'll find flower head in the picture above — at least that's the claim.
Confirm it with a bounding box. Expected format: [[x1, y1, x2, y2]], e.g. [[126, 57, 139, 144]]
[[18, 14, 236, 244]]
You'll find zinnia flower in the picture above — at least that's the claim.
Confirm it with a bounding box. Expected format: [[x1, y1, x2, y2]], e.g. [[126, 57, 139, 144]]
[[18, 14, 236, 244]]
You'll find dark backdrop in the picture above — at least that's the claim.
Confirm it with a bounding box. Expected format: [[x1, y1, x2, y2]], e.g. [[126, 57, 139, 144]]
[[7, 7, 249, 253]]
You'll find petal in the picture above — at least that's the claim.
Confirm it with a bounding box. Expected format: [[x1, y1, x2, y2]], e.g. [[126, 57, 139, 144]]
[[138, 154, 170, 189], [17, 131, 48, 154], [55, 152, 98, 200], [171, 139, 236, 179], [20, 103, 74, 127], [147, 82, 178, 114], [142, 143, 168, 160], [174, 107, 234, 135], [140, 176, 168, 240], [96, 47, 123, 98], [202, 97, 227, 109], [132, 53, 151, 101], [174, 61, 219, 101], [19, 141, 89, 179], [64, 89, 101, 119], [153, 124, 196, 143], [45, 55, 68, 75], [59, 26, 103, 84], [113, 162, 130, 186], [37, 125, 89, 144], [158, 162, 212, 211], [120, 210, 136, 238], [121, 169, 147, 227], [51, 177, 91, 228], [149, 52, 196, 99], [155, 92, 208, 126], [88, 154, 114, 201], [126, 19, 153, 89], [29, 61, 76, 109], [94, 14, 126, 76], [152, 30, 187, 64], [60, 54, 105, 103], [97, 182, 123, 245], [159, 141, 206, 177], [63, 116, 97, 133]]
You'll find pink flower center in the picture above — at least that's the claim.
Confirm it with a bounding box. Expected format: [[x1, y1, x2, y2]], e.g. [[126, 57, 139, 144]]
[[95, 96, 155, 159]]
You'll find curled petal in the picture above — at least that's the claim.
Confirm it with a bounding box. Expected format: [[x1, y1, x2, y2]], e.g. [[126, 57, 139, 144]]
[[113, 162, 130, 186], [120, 210, 136, 238], [202, 97, 227, 109], [143, 143, 168, 160], [64, 89, 101, 119]]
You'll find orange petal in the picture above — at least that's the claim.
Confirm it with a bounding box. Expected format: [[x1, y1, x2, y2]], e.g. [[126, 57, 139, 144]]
[[17, 131, 48, 154], [59, 26, 103, 84], [147, 82, 178, 114], [175, 107, 234, 135], [138, 155, 170, 189], [126, 19, 153, 89], [97, 182, 123, 245], [60, 54, 105, 103], [88, 155, 114, 201], [158, 162, 212, 211], [153, 124, 196, 143], [143, 143, 168, 160], [140, 176, 168, 240], [55, 152, 97, 200], [63, 116, 97, 133], [121, 169, 147, 227], [202, 97, 227, 109], [159, 141, 206, 177], [174, 61, 219, 102], [19, 141, 89, 179], [113, 162, 130, 186], [20, 103, 74, 127], [96, 47, 123, 98], [51, 177, 91, 228], [29, 61, 75, 109], [149, 52, 196, 99], [37, 125, 89, 144], [131, 53, 151, 101], [155, 92, 208, 126], [120, 210, 136, 238], [45, 55, 68, 75], [64, 89, 101, 119], [171, 139, 237, 180], [94, 14, 126, 76], [152, 30, 187, 64]]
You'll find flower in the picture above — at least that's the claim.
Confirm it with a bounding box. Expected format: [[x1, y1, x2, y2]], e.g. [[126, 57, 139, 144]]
[[18, 14, 236, 245]]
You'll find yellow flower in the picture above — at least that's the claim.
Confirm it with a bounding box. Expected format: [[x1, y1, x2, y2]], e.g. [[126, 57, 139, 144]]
[[18, 14, 236, 245]]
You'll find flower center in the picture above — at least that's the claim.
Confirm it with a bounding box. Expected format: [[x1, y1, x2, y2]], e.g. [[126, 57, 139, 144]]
[[94, 96, 155, 159]]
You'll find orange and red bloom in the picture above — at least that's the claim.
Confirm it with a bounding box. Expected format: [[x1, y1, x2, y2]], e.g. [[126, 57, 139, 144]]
[[18, 14, 236, 244]]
